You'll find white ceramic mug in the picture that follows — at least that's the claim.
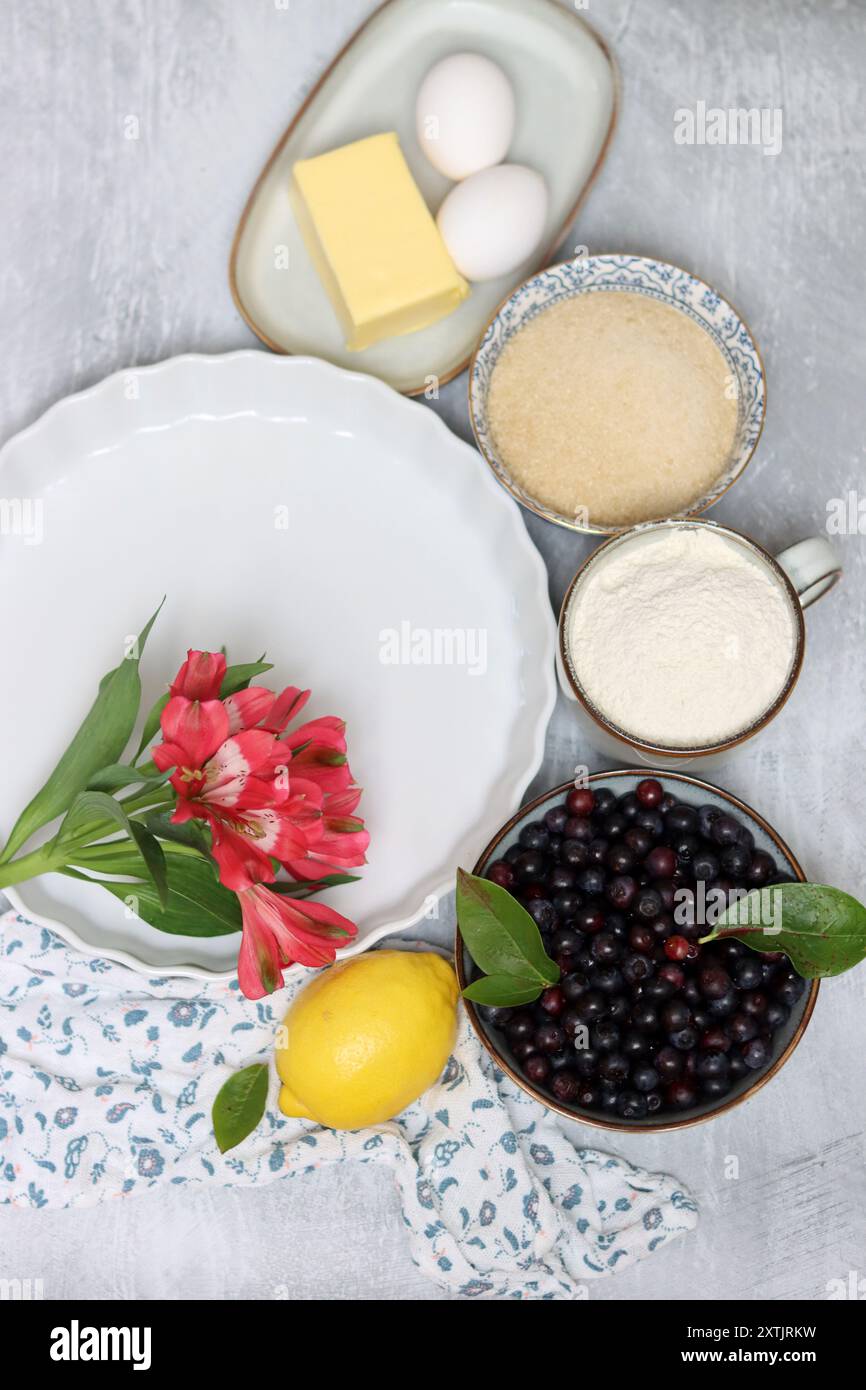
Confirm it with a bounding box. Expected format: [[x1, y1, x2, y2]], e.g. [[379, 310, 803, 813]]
[[556, 519, 841, 770]]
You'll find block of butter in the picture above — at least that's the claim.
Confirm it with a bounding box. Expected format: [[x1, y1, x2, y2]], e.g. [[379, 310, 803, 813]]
[[292, 132, 469, 351]]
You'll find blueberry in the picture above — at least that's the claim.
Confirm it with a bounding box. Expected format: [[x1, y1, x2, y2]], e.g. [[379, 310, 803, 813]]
[[592, 966, 625, 995], [591, 931, 623, 964], [774, 974, 806, 1007], [592, 1019, 621, 1052], [746, 850, 776, 886], [564, 816, 593, 843], [527, 899, 556, 931], [606, 842, 635, 874], [696, 1051, 729, 1080], [636, 809, 665, 838], [726, 1012, 759, 1044], [621, 1029, 649, 1058], [692, 851, 720, 882], [479, 1005, 514, 1028], [622, 953, 654, 985], [578, 866, 606, 896], [561, 970, 590, 1003], [632, 1064, 660, 1093], [697, 804, 722, 839], [550, 1070, 579, 1103], [515, 849, 547, 881], [701, 1075, 732, 1100], [741, 1037, 770, 1070], [634, 887, 663, 921], [535, 1022, 565, 1054], [573, 991, 607, 1024], [666, 805, 698, 835], [561, 839, 589, 869], [669, 1026, 699, 1051], [593, 787, 616, 815], [544, 805, 569, 835], [523, 1054, 551, 1084], [733, 956, 763, 990], [662, 998, 691, 1032], [519, 821, 549, 852], [606, 874, 637, 909], [599, 1052, 630, 1084], [616, 1091, 648, 1119], [711, 814, 741, 847], [632, 1001, 660, 1032], [721, 845, 751, 878], [506, 1011, 535, 1043]]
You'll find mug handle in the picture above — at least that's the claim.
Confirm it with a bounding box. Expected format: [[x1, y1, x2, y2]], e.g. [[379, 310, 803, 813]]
[[774, 536, 842, 609]]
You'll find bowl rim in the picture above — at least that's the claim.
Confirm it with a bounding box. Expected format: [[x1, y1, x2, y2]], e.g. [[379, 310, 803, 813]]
[[455, 769, 820, 1134], [467, 252, 767, 535], [556, 517, 807, 759]]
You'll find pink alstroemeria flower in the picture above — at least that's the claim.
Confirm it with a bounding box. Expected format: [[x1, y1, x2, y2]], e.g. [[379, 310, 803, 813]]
[[284, 786, 371, 881], [237, 883, 358, 998]]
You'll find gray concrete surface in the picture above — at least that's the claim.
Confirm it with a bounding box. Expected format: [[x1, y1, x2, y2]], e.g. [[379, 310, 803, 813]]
[[0, 0, 864, 1300]]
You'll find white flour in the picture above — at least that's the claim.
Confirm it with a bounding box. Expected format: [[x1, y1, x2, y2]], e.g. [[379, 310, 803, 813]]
[[567, 527, 798, 748]]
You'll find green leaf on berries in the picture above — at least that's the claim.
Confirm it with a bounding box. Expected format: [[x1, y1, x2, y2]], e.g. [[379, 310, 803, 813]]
[[456, 868, 559, 1006], [462, 974, 546, 1007], [706, 883, 866, 978]]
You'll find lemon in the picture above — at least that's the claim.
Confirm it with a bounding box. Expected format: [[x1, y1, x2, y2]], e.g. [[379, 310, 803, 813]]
[[275, 950, 458, 1130]]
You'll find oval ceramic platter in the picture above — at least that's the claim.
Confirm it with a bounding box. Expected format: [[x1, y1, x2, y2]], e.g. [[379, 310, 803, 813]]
[[0, 353, 556, 979], [230, 0, 618, 395]]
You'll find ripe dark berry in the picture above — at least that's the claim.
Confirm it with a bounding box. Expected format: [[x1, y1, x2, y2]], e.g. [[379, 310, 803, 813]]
[[487, 859, 515, 888], [726, 1012, 759, 1044], [774, 974, 806, 1007], [593, 1019, 621, 1052], [561, 839, 588, 869], [535, 1022, 565, 1054], [669, 1026, 698, 1051], [692, 851, 720, 882], [733, 957, 763, 990], [566, 787, 596, 817], [606, 842, 635, 874], [636, 778, 663, 807], [740, 991, 768, 1018], [564, 816, 593, 843], [544, 805, 569, 835], [699, 1027, 731, 1052], [577, 867, 606, 896], [634, 887, 664, 921], [696, 1051, 729, 1080], [606, 874, 637, 909], [645, 846, 677, 879], [616, 1091, 648, 1119], [711, 814, 741, 847], [628, 924, 655, 954], [527, 899, 556, 931], [656, 1046, 683, 1080], [519, 821, 549, 851], [573, 990, 607, 1024], [599, 1052, 630, 1084], [746, 850, 775, 886], [632, 1001, 660, 1032], [539, 986, 565, 1017], [592, 931, 623, 964], [515, 849, 546, 881], [662, 999, 691, 1032], [506, 1011, 535, 1043], [621, 953, 654, 985], [721, 845, 751, 878], [667, 1080, 698, 1108], [632, 1064, 660, 1093], [658, 961, 685, 990], [699, 966, 732, 1000], [550, 1070, 579, 1103], [741, 1037, 770, 1070], [524, 1054, 551, 1084]]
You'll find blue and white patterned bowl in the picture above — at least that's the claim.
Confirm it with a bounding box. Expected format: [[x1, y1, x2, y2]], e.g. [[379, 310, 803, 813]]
[[469, 255, 766, 535]]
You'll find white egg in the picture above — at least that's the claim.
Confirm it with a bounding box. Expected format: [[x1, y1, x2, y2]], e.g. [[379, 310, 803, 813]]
[[416, 52, 515, 181], [436, 164, 549, 282]]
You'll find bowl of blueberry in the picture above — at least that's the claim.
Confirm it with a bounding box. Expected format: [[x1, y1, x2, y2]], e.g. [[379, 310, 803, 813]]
[[456, 771, 819, 1130]]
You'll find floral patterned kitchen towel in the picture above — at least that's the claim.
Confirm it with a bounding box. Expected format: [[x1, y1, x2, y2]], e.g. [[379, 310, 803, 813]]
[[0, 912, 697, 1298]]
